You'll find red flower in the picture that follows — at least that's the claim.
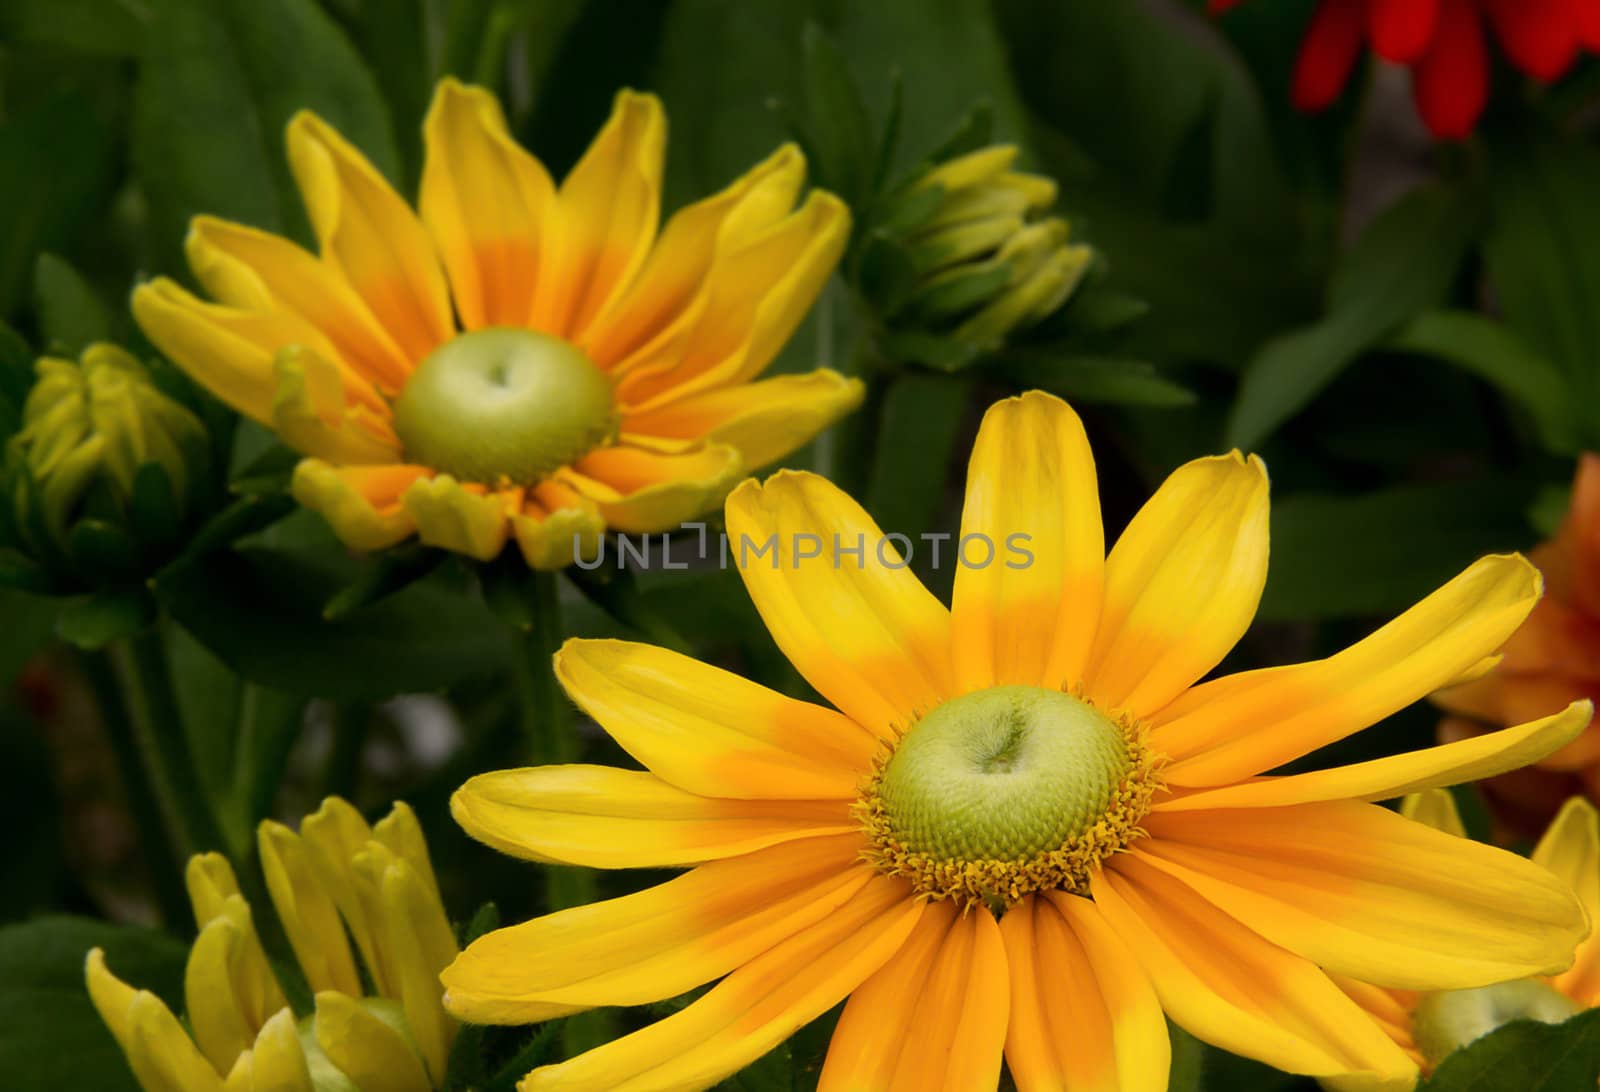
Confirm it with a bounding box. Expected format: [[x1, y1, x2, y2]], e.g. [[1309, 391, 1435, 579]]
[[1212, 0, 1596, 138]]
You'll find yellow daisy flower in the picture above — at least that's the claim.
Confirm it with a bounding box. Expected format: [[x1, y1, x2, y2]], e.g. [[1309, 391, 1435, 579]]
[[441, 389, 1592, 1091], [1329, 790, 1600, 1089], [86, 798, 457, 1092], [132, 79, 859, 569]]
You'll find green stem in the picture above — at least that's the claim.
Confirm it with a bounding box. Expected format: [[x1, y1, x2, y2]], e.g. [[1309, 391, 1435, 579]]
[[515, 570, 574, 764], [513, 570, 614, 1054], [320, 702, 369, 803], [81, 650, 191, 931], [111, 628, 227, 860]]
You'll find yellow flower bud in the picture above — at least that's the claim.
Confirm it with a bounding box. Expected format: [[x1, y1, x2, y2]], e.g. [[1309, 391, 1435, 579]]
[[9, 343, 207, 546], [89, 795, 460, 1091], [867, 144, 1095, 361]]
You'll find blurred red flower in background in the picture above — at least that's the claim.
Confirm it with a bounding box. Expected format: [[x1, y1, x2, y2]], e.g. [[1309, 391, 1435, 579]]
[[1211, 0, 1599, 138], [1435, 455, 1600, 837]]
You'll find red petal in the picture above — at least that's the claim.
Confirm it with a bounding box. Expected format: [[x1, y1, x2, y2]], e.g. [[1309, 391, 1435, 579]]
[[1412, 0, 1489, 138], [1210, 0, 1247, 12], [1577, 0, 1600, 51], [1292, 0, 1367, 111], [1483, 0, 1580, 80], [1368, 0, 1442, 62]]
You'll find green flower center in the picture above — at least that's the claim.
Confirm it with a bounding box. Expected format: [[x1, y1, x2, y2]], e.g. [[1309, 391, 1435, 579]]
[[392, 328, 616, 486], [862, 685, 1157, 909], [1411, 979, 1581, 1069]]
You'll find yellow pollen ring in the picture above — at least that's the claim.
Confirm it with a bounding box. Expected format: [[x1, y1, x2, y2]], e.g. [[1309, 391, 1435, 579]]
[[856, 685, 1160, 911]]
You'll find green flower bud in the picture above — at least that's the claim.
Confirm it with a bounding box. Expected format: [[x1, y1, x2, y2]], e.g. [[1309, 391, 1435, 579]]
[[865, 144, 1094, 357], [4, 343, 209, 580]]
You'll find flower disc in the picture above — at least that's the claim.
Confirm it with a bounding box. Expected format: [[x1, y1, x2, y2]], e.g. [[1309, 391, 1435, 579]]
[[393, 327, 615, 486]]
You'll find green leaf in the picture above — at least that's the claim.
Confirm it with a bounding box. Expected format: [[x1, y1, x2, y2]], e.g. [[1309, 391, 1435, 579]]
[[1003, 352, 1196, 408], [322, 543, 447, 620], [1388, 310, 1579, 455], [1228, 181, 1479, 448], [156, 546, 513, 699], [1482, 131, 1600, 442], [865, 373, 972, 549], [800, 23, 876, 207], [55, 586, 156, 650], [1259, 478, 1537, 622], [0, 92, 117, 318], [0, 916, 188, 1092], [33, 254, 114, 357], [133, 0, 400, 268], [1419, 1009, 1600, 1091], [0, 588, 60, 684], [0, 0, 147, 55]]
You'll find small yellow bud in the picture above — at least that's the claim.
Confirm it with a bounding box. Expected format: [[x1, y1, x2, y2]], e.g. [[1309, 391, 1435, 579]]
[[9, 343, 207, 545]]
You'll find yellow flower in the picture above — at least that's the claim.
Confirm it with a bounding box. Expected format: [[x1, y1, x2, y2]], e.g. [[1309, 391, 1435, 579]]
[[1327, 790, 1600, 1090], [86, 798, 458, 1092], [442, 390, 1593, 1091], [132, 78, 860, 569]]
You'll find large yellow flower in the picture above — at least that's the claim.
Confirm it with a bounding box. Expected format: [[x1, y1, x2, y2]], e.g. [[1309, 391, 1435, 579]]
[[442, 390, 1592, 1091], [132, 79, 858, 569], [1329, 790, 1600, 1089], [87, 798, 457, 1092]]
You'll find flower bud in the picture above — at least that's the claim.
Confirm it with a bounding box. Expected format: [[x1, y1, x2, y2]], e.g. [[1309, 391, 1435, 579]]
[[4, 343, 209, 573], [864, 145, 1094, 359]]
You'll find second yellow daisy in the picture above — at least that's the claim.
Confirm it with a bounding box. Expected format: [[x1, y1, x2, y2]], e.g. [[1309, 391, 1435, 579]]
[[134, 79, 860, 569]]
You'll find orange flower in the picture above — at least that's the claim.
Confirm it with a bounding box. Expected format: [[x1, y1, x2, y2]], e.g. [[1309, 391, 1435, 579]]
[[1436, 454, 1600, 833]]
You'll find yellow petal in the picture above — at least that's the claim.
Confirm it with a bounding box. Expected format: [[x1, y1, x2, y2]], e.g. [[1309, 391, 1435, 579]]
[[420, 78, 556, 331], [297, 797, 390, 996], [185, 907, 288, 1073], [357, 847, 459, 1084], [187, 853, 244, 925], [999, 893, 1168, 1092], [1535, 797, 1600, 1005], [950, 391, 1104, 693], [915, 145, 1017, 195], [817, 901, 1008, 1091], [1154, 554, 1544, 786], [451, 764, 855, 868], [271, 345, 399, 465], [444, 835, 869, 1024], [568, 440, 743, 533], [583, 144, 805, 371], [1082, 452, 1269, 718], [372, 801, 445, 912], [535, 90, 665, 340], [86, 948, 226, 1092], [620, 369, 864, 472], [554, 638, 879, 799], [291, 460, 423, 552], [258, 819, 363, 997], [286, 111, 453, 365], [1401, 787, 1468, 838], [131, 279, 289, 425], [725, 471, 952, 735], [616, 191, 850, 411], [1156, 701, 1592, 812], [221, 1009, 314, 1092], [186, 215, 411, 393], [1139, 800, 1588, 990], [1090, 860, 1415, 1080], [312, 992, 432, 1092], [400, 474, 512, 559], [510, 492, 606, 570], [519, 875, 922, 1092]]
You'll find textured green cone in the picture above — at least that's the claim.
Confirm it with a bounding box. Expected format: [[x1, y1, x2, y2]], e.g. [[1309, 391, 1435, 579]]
[[392, 327, 616, 486]]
